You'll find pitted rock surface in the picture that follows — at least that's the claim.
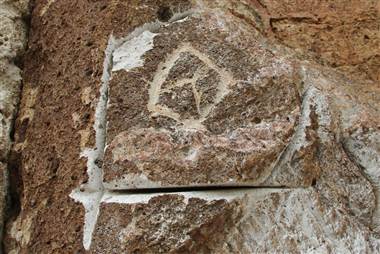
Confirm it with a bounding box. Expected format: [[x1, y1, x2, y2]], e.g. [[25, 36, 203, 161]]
[[0, 0, 29, 248], [91, 189, 380, 253], [103, 13, 304, 189], [3, 0, 380, 253]]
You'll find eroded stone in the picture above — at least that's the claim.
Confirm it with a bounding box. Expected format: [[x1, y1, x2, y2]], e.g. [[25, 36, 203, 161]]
[[103, 12, 307, 189], [0, 2, 27, 59], [343, 128, 380, 231], [0, 162, 6, 242], [90, 189, 380, 253], [0, 61, 22, 160], [0, 0, 28, 249], [224, 0, 380, 82], [6, 0, 380, 253]]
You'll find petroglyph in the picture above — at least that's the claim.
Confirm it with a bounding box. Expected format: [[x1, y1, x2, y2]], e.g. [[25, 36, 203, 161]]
[[68, 11, 343, 251], [68, 15, 240, 250], [148, 44, 235, 130]]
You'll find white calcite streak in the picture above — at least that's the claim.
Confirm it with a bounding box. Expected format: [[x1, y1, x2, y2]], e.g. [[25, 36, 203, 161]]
[[101, 188, 287, 205], [68, 13, 203, 250], [112, 31, 157, 72], [69, 34, 116, 250], [66, 7, 380, 252]]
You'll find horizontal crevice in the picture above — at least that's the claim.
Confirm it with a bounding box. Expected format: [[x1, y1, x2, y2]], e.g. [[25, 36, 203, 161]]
[[108, 185, 293, 194]]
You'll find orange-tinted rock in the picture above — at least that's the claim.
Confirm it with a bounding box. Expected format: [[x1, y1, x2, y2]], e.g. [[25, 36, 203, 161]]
[[227, 0, 380, 82]]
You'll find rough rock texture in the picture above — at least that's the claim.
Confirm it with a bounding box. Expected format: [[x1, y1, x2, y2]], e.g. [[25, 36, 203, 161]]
[[0, 0, 28, 249], [0, 162, 5, 245], [91, 189, 380, 253], [233, 0, 380, 83], [3, 0, 380, 253], [102, 12, 305, 189], [0, 0, 27, 160]]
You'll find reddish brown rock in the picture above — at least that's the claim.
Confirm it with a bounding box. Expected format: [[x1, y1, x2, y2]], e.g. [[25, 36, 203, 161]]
[[90, 189, 380, 253], [3, 0, 380, 253], [226, 0, 380, 83], [91, 192, 240, 253], [102, 8, 317, 189]]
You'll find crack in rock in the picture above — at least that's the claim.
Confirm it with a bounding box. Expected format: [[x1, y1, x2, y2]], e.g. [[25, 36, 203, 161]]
[[68, 12, 213, 250], [69, 11, 308, 250]]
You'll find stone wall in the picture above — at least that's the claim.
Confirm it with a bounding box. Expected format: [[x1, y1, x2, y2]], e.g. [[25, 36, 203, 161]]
[[1, 0, 380, 253]]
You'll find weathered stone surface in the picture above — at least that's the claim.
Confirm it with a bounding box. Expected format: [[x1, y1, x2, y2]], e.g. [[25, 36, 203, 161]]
[[102, 12, 306, 189], [0, 61, 22, 161], [91, 190, 245, 253], [0, 0, 26, 160], [0, 0, 28, 250], [5, 1, 195, 253], [0, 162, 6, 245], [91, 189, 380, 253], [229, 0, 380, 83], [0, 0, 29, 16], [344, 128, 380, 230], [4, 0, 380, 253], [0, 3, 27, 60]]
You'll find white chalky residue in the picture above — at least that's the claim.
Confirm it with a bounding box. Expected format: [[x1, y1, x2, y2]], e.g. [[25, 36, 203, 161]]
[[185, 147, 199, 162], [68, 17, 173, 250], [69, 191, 103, 250], [112, 31, 157, 72], [70, 35, 118, 250], [169, 10, 195, 23], [173, 16, 189, 23], [101, 188, 287, 205], [103, 173, 162, 190]]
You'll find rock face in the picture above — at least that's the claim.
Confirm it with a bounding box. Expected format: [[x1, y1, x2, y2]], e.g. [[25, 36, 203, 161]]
[[0, 0, 28, 248], [0, 162, 5, 245], [91, 189, 380, 253], [102, 13, 304, 189], [243, 0, 380, 82], [2, 0, 380, 253]]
